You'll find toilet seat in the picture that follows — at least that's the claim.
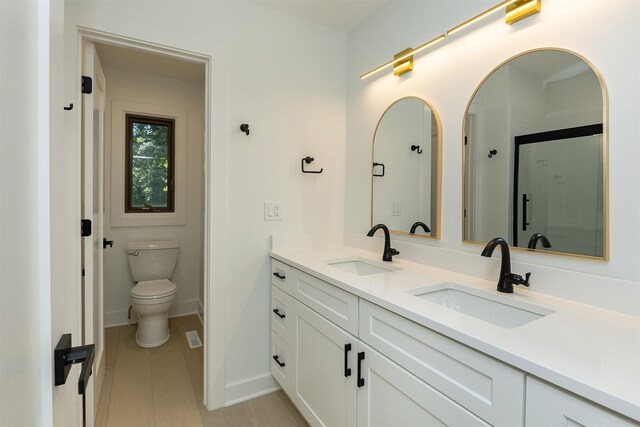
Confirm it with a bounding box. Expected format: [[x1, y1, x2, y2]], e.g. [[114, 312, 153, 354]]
[[131, 279, 176, 300]]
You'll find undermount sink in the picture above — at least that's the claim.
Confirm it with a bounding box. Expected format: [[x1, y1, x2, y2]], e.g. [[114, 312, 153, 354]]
[[326, 257, 399, 276], [408, 282, 554, 328]]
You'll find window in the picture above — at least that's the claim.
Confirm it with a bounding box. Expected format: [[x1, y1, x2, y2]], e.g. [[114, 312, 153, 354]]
[[125, 114, 175, 213]]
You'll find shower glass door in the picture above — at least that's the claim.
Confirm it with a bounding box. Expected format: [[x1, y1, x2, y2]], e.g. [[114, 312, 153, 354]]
[[514, 125, 604, 257]]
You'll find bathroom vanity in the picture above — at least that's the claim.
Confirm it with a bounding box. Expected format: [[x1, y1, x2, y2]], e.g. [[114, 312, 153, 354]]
[[269, 247, 640, 426]]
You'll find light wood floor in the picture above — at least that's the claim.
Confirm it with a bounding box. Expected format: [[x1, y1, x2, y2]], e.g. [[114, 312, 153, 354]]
[[96, 315, 308, 427]]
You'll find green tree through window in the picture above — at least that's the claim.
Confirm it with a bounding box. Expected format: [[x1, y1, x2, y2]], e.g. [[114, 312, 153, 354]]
[[125, 114, 175, 212]]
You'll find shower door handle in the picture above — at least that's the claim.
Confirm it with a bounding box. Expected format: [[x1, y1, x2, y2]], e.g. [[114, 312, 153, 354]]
[[522, 194, 530, 231]]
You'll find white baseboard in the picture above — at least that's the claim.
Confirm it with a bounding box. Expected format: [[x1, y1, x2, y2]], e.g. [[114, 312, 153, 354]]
[[105, 298, 200, 327], [224, 373, 280, 407], [197, 300, 204, 325]]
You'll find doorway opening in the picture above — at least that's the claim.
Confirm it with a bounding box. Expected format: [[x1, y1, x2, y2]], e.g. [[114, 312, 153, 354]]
[[79, 32, 210, 425]]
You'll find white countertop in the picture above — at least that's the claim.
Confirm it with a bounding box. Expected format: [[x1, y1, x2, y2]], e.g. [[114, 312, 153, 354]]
[[270, 245, 640, 422]]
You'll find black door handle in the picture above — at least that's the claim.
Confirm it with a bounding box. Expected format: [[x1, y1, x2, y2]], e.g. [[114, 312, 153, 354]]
[[344, 343, 352, 377], [522, 194, 530, 231], [103, 238, 113, 249], [273, 272, 286, 280], [357, 351, 365, 387], [272, 355, 285, 368], [272, 308, 286, 319], [54, 334, 95, 395]]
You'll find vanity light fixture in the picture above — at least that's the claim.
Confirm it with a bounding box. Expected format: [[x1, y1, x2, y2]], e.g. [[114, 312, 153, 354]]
[[506, 0, 542, 25], [360, 35, 445, 80], [447, 0, 520, 36], [360, 0, 541, 80]]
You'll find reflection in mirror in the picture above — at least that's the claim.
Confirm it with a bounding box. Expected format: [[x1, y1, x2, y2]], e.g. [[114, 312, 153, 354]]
[[463, 50, 606, 258], [372, 97, 440, 238]]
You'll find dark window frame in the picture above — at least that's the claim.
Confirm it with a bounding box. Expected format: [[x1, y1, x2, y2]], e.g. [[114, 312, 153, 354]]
[[125, 114, 176, 213]]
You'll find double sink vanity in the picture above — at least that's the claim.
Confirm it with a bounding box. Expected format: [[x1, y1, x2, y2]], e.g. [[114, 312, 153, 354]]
[[268, 245, 639, 426], [267, 47, 638, 426]]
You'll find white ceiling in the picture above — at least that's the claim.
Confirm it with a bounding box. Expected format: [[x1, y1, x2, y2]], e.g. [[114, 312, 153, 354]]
[[246, 0, 388, 32], [95, 43, 205, 82]]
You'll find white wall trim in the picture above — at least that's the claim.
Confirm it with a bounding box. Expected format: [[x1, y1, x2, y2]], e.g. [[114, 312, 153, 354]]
[[197, 300, 204, 325], [224, 374, 280, 407], [110, 100, 188, 227], [105, 298, 200, 327]]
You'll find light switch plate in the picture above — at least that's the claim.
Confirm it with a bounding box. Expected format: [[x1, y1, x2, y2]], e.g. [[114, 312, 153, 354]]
[[264, 202, 282, 221]]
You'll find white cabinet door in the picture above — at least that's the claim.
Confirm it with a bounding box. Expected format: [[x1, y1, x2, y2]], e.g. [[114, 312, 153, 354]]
[[291, 300, 357, 427], [357, 341, 489, 427], [525, 377, 639, 427]]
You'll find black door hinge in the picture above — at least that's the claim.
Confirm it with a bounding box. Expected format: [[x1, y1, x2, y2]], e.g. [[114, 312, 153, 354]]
[[81, 76, 92, 94], [81, 219, 92, 237], [464, 136, 468, 146]]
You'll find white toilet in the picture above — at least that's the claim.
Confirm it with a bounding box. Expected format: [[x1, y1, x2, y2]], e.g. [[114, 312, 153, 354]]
[[126, 241, 180, 348]]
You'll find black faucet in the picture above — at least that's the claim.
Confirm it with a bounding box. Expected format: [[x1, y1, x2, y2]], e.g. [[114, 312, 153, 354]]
[[527, 233, 552, 250], [409, 222, 431, 235], [481, 237, 531, 293], [367, 224, 399, 262]]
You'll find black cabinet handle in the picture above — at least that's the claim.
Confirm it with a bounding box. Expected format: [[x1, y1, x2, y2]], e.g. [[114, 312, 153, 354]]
[[272, 355, 285, 368], [344, 343, 352, 377], [273, 272, 286, 280], [357, 351, 365, 387], [272, 308, 286, 319]]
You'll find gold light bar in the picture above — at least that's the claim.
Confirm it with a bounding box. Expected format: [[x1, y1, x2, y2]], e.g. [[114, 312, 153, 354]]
[[360, 0, 541, 80], [360, 35, 445, 80], [447, 0, 520, 35], [506, 0, 541, 25]]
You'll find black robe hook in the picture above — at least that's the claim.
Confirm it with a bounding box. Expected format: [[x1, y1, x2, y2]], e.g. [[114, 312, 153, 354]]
[[240, 124, 250, 135]]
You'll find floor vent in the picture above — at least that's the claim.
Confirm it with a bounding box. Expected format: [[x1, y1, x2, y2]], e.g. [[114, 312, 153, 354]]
[[185, 330, 202, 349]]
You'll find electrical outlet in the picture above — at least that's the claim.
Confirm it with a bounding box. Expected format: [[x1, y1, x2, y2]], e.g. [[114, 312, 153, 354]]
[[264, 202, 283, 221], [391, 201, 401, 216]]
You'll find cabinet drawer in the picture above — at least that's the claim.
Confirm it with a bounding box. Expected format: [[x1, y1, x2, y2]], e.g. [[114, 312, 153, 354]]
[[291, 268, 359, 336], [360, 300, 524, 426], [271, 331, 291, 395], [271, 285, 291, 343], [271, 259, 292, 294], [526, 377, 639, 427]]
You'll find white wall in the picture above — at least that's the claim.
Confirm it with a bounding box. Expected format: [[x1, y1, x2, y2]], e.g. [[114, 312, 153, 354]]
[[64, 0, 346, 406], [102, 65, 205, 326], [346, 0, 640, 313], [1, 1, 76, 425]]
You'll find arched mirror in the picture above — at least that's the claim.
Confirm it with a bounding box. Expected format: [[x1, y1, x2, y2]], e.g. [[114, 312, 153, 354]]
[[463, 49, 607, 258], [372, 97, 441, 238]]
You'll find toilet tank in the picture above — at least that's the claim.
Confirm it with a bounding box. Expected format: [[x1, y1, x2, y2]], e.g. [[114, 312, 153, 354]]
[[126, 241, 180, 282]]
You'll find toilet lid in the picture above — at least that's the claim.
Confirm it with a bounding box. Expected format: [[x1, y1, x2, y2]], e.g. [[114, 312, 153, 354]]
[[131, 279, 176, 299]]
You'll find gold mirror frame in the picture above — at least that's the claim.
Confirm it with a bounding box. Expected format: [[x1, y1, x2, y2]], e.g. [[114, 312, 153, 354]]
[[461, 47, 609, 260], [370, 96, 443, 240]]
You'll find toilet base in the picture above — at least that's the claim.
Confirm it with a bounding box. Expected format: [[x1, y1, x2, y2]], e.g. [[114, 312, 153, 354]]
[[135, 310, 171, 348], [132, 295, 174, 348]]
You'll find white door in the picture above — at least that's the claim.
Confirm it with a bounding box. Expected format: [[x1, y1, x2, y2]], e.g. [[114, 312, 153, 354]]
[[356, 342, 488, 427], [291, 300, 357, 427], [81, 41, 107, 426]]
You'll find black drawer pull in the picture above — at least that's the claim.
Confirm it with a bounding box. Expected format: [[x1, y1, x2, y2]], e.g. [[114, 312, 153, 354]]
[[357, 351, 365, 387], [273, 272, 286, 280], [344, 343, 352, 377], [272, 355, 285, 368], [272, 308, 286, 319]]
